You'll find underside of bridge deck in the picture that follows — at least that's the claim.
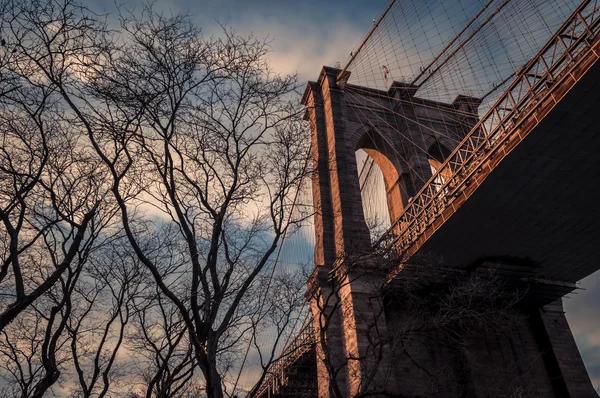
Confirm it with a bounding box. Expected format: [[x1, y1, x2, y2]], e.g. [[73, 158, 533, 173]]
[[417, 59, 600, 283]]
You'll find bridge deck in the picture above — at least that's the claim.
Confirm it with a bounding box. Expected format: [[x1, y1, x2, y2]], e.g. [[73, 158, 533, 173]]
[[418, 59, 600, 282]]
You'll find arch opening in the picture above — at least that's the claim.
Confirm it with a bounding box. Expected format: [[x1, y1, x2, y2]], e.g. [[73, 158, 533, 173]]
[[355, 129, 407, 243]]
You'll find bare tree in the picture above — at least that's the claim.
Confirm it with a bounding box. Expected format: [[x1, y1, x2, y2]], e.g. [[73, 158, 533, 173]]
[[129, 284, 200, 398], [0, 309, 53, 397], [82, 8, 312, 398], [242, 267, 308, 397], [0, 13, 122, 389], [0, 229, 141, 397], [1, 0, 312, 396], [124, 229, 202, 398], [65, 237, 142, 398], [0, 0, 118, 330]]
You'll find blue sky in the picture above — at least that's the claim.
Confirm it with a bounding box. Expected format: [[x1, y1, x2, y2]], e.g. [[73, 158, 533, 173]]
[[86, 0, 600, 390]]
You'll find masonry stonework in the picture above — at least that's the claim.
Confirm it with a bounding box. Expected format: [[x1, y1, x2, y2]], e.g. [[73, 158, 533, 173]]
[[300, 66, 596, 397]]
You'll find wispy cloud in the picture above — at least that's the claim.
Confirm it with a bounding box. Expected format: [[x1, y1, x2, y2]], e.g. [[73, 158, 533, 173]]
[[197, 14, 366, 82], [239, 19, 363, 80], [89, 0, 379, 81]]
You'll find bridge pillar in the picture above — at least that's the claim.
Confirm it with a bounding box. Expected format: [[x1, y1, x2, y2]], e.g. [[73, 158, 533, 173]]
[[334, 262, 398, 396], [304, 67, 398, 396], [304, 67, 371, 257], [383, 266, 597, 398], [302, 66, 483, 397], [302, 66, 478, 267], [309, 268, 347, 397]]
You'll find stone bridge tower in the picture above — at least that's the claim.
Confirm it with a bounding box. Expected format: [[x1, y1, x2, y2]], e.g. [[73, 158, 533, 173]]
[[301, 66, 596, 397]]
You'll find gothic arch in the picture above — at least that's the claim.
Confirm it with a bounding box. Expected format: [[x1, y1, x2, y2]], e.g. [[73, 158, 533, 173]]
[[355, 128, 409, 233]]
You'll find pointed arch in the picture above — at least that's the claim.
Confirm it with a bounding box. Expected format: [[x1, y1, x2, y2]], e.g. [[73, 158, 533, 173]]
[[355, 129, 409, 237]]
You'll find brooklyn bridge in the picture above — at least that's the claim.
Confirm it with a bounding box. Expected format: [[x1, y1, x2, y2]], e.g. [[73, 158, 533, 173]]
[[256, 0, 600, 396]]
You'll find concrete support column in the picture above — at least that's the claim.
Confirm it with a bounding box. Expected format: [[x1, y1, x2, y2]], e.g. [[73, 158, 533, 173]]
[[309, 265, 398, 398], [314, 67, 371, 256], [305, 81, 336, 268]]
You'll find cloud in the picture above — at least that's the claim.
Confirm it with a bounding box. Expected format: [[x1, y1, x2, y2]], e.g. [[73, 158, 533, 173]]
[[200, 15, 365, 82], [89, 0, 372, 82]]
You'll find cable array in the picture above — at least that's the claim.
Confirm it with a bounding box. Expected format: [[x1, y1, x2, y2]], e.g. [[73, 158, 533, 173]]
[[349, 0, 581, 240]]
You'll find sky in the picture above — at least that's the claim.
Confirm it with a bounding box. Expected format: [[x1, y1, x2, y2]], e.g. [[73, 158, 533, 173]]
[[88, 0, 387, 82], [86, 0, 600, 391]]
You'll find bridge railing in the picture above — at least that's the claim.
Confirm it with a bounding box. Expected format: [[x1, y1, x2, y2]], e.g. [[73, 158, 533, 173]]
[[254, 318, 316, 397], [376, 0, 600, 274]]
